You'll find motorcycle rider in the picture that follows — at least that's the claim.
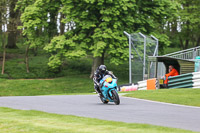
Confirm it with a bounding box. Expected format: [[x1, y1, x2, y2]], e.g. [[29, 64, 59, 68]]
[[93, 65, 117, 96]]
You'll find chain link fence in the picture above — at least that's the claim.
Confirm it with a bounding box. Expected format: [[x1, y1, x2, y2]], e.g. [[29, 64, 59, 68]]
[[124, 31, 158, 83]]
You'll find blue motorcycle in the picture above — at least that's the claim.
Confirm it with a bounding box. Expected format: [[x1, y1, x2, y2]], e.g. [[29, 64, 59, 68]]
[[99, 75, 120, 105]]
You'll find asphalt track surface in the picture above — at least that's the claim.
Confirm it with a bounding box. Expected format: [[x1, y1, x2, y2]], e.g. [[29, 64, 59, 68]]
[[0, 95, 200, 132]]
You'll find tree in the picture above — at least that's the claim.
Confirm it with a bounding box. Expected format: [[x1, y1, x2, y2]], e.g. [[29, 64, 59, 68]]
[[19, 0, 85, 72], [0, 0, 8, 74], [0, 0, 6, 46], [18, 0, 62, 72], [18, 0, 49, 72], [46, 0, 61, 39], [58, 0, 176, 77], [1, 25, 7, 75], [51, 0, 139, 77], [165, 0, 200, 49], [6, 0, 20, 49], [59, 13, 65, 35], [0, 6, 2, 46], [20, 0, 178, 76], [0, 7, 2, 43], [180, 0, 200, 48], [44, 35, 86, 72]]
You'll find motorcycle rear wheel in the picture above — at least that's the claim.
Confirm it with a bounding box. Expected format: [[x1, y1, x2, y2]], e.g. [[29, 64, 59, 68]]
[[111, 90, 120, 105]]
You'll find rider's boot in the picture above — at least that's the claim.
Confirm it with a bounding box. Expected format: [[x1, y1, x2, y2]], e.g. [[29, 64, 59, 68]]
[[95, 85, 104, 97]]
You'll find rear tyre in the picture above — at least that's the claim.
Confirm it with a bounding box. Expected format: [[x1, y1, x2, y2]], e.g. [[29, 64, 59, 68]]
[[100, 96, 108, 104], [111, 90, 120, 105]]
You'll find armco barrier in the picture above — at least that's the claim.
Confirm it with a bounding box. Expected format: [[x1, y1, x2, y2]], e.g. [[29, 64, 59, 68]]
[[138, 80, 147, 90], [168, 72, 200, 89]]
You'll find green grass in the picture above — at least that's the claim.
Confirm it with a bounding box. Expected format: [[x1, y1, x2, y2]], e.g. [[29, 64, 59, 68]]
[[0, 45, 129, 96], [124, 88, 200, 107], [0, 107, 195, 133], [0, 75, 94, 96], [0, 55, 77, 79], [0, 74, 127, 96], [0, 51, 129, 83], [0, 42, 94, 79]]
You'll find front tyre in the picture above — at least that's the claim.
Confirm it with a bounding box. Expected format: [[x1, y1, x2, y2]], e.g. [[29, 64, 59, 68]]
[[100, 96, 108, 104], [111, 90, 120, 105]]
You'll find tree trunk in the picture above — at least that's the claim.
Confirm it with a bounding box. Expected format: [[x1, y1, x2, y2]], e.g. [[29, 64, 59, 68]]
[[0, 12, 2, 43], [1, 32, 6, 75], [6, 0, 19, 49], [171, 20, 178, 35], [179, 37, 184, 49], [32, 47, 38, 56], [32, 28, 42, 56], [90, 56, 104, 78], [25, 43, 30, 73], [7, 31, 17, 48], [185, 39, 189, 49], [59, 13, 65, 35], [48, 11, 58, 40], [16, 12, 22, 42], [196, 36, 200, 46]]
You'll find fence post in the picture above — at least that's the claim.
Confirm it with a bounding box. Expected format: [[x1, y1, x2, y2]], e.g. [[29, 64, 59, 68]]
[[193, 48, 197, 59], [124, 31, 132, 84]]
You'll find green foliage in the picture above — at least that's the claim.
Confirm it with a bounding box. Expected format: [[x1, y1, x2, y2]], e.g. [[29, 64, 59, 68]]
[[5, 0, 200, 79], [60, 0, 178, 64], [19, 0, 49, 48], [0, 0, 7, 18], [161, 47, 182, 55], [151, 32, 170, 54], [0, 55, 47, 79], [165, 0, 200, 49], [47, 55, 63, 72], [21, 6, 47, 31], [60, 0, 138, 65], [0, 0, 7, 34], [44, 35, 86, 71], [16, 0, 35, 12], [0, 44, 128, 81], [145, 0, 179, 51], [18, 0, 61, 51], [18, 0, 181, 72]]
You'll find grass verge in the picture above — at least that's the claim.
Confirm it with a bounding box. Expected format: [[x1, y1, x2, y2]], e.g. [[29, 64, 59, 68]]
[[123, 88, 200, 107], [0, 107, 194, 133], [0, 75, 94, 96], [0, 74, 127, 96]]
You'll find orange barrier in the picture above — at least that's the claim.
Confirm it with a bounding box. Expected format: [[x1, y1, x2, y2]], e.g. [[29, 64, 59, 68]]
[[147, 78, 157, 90]]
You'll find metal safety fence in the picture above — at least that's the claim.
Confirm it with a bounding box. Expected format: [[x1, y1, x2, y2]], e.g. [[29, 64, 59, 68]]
[[124, 31, 158, 84], [164, 46, 200, 60]]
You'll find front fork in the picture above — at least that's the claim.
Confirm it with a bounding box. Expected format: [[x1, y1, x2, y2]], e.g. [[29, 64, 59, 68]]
[[101, 87, 118, 101], [106, 88, 117, 100]]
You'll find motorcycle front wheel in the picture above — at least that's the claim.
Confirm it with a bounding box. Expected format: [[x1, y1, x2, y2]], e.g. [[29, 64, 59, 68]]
[[100, 96, 108, 104], [111, 90, 120, 105]]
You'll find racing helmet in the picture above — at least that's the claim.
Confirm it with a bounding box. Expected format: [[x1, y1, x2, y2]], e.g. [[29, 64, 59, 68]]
[[99, 65, 107, 74]]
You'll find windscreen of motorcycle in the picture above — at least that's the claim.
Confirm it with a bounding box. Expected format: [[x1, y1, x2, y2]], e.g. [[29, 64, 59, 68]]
[[102, 75, 112, 83]]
